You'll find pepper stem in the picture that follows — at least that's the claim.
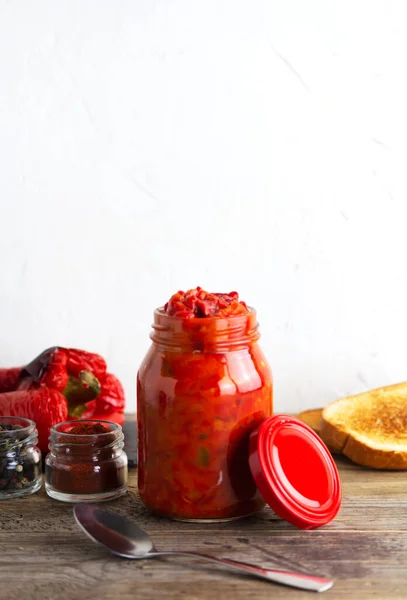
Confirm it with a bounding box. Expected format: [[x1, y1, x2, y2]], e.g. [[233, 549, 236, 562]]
[[78, 370, 101, 396], [63, 370, 101, 416]]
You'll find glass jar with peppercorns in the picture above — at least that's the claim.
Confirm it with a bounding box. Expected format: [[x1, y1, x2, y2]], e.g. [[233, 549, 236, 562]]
[[0, 417, 42, 499]]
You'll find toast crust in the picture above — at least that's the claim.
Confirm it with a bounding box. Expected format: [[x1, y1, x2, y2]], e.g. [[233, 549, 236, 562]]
[[296, 408, 323, 433], [342, 434, 407, 470]]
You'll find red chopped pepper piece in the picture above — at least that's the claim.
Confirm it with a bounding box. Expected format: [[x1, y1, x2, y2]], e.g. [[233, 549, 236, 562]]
[[164, 287, 249, 319]]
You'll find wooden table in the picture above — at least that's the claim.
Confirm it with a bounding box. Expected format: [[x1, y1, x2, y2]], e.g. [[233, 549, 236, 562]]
[[1, 420, 406, 600]]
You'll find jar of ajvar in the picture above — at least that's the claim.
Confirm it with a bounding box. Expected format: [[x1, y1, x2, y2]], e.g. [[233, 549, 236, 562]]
[[137, 288, 273, 521]]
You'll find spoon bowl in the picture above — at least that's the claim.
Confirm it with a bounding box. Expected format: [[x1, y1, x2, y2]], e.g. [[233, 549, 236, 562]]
[[75, 503, 154, 558]]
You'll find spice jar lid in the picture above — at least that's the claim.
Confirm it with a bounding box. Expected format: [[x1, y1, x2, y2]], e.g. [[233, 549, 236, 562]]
[[249, 415, 342, 529]]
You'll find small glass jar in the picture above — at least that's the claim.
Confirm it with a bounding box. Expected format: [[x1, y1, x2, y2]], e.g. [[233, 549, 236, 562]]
[[0, 417, 42, 499], [45, 420, 128, 502], [137, 307, 273, 521]]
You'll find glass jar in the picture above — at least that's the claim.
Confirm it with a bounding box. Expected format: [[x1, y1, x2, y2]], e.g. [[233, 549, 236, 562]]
[[0, 417, 42, 499], [45, 420, 128, 502], [137, 307, 273, 521]]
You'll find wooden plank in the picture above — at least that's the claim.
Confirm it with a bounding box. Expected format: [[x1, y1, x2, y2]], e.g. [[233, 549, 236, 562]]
[[0, 529, 406, 600], [0, 420, 406, 600]]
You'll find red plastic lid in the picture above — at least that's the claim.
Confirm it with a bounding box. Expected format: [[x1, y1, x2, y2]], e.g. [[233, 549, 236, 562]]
[[249, 415, 342, 529]]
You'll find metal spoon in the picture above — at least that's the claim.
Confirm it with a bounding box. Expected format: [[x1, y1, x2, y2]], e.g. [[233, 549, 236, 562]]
[[73, 504, 333, 592]]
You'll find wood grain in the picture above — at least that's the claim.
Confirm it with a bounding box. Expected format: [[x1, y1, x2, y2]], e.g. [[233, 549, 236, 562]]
[[0, 417, 406, 600]]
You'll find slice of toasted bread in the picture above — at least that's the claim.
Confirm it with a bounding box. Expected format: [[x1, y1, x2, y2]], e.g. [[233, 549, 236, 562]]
[[320, 382, 407, 470], [297, 408, 323, 434]]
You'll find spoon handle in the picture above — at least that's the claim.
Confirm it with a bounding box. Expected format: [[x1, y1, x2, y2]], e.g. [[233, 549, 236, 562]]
[[151, 551, 333, 592]]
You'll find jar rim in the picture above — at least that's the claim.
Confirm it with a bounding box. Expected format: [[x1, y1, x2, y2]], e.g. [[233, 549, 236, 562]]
[[0, 416, 36, 434], [50, 419, 122, 437]]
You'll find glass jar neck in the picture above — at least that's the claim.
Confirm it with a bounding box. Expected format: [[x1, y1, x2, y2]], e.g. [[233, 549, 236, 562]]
[[0, 417, 38, 451], [49, 421, 124, 461], [150, 308, 260, 352]]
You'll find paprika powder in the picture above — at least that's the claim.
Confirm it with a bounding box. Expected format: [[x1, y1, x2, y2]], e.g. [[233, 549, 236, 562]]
[[45, 419, 128, 502]]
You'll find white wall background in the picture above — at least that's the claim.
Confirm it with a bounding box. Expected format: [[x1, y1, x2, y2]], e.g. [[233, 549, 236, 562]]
[[1, 0, 407, 414]]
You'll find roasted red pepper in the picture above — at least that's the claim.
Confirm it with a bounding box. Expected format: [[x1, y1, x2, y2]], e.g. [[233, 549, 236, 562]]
[[0, 347, 126, 452], [0, 388, 67, 452], [0, 368, 22, 393], [18, 347, 106, 396], [80, 373, 125, 425]]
